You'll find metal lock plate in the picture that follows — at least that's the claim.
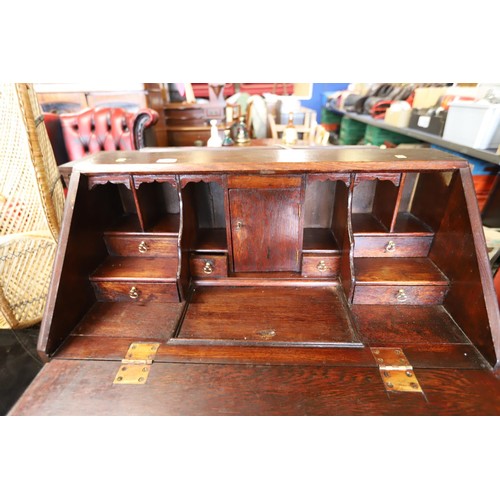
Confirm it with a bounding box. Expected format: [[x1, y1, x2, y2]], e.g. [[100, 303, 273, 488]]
[[371, 347, 423, 393], [113, 342, 160, 385]]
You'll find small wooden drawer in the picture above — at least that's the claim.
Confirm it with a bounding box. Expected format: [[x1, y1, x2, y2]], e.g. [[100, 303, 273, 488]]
[[354, 236, 433, 257], [301, 254, 340, 277], [190, 254, 228, 278], [104, 235, 178, 257], [92, 281, 179, 302], [353, 285, 448, 305]]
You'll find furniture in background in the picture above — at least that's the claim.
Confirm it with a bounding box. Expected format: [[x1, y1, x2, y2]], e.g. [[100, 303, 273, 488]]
[[0, 83, 65, 329], [268, 107, 318, 142], [59, 107, 158, 161], [45, 107, 158, 187]]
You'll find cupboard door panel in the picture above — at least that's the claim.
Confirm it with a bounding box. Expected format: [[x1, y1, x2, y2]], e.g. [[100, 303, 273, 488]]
[[229, 189, 301, 272]]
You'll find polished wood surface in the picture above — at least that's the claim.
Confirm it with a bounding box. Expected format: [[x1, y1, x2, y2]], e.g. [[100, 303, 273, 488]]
[[10, 360, 500, 416], [18, 147, 500, 415], [73, 148, 467, 173], [229, 188, 302, 272], [175, 286, 358, 345], [354, 258, 448, 285]]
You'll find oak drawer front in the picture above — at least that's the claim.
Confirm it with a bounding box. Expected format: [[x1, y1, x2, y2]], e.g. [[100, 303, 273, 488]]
[[353, 285, 448, 305], [190, 255, 228, 278], [104, 235, 178, 257], [301, 255, 340, 277], [93, 281, 179, 302], [354, 236, 433, 257]]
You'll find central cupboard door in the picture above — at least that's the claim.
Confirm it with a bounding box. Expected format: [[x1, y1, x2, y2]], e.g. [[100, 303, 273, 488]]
[[229, 187, 302, 272]]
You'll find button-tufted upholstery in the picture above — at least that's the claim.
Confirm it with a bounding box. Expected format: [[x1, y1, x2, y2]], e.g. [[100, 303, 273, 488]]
[[59, 107, 158, 161]]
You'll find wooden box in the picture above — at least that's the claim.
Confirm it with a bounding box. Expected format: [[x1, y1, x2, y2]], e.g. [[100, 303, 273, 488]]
[[9, 148, 500, 415]]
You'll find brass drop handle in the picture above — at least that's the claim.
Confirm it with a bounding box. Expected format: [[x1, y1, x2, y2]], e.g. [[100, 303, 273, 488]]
[[203, 261, 214, 274], [385, 240, 396, 252], [138, 241, 148, 253], [317, 260, 328, 272], [396, 289, 407, 303], [129, 286, 139, 299]]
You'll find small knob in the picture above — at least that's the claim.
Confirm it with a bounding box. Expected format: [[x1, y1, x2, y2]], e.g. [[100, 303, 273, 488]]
[[396, 289, 407, 302], [317, 260, 328, 272], [203, 261, 214, 275], [138, 241, 148, 253], [385, 240, 396, 252], [129, 286, 139, 299], [235, 221, 243, 231]]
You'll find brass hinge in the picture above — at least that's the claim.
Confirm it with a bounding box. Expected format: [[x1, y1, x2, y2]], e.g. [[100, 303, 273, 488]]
[[371, 347, 423, 393], [113, 342, 160, 385]]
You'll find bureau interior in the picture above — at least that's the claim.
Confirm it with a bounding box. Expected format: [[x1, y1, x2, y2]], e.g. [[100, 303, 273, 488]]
[[38, 167, 497, 369]]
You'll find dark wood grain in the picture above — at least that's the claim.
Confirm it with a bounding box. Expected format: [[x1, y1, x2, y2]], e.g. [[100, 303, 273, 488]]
[[372, 179, 400, 230], [55, 336, 486, 370], [392, 212, 433, 234], [430, 168, 500, 368], [70, 302, 184, 340], [92, 281, 180, 302], [229, 188, 302, 272], [354, 235, 432, 257], [179, 174, 225, 189], [104, 234, 178, 257], [352, 213, 388, 233], [306, 173, 351, 185], [90, 257, 178, 281], [10, 360, 500, 415], [133, 174, 176, 189], [351, 304, 470, 345], [301, 254, 340, 277], [87, 174, 131, 190], [411, 171, 455, 232], [193, 228, 228, 252], [227, 175, 302, 189], [353, 284, 448, 305], [302, 228, 339, 253], [303, 179, 335, 229], [354, 172, 402, 186], [176, 286, 358, 345], [75, 148, 469, 174], [354, 257, 448, 285], [38, 174, 121, 359], [190, 255, 228, 278]]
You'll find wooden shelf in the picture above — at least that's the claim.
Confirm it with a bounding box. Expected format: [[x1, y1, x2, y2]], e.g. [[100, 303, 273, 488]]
[[90, 257, 178, 282], [352, 213, 388, 233], [352, 212, 432, 235], [329, 107, 500, 165], [106, 213, 180, 235], [193, 228, 228, 253], [354, 257, 448, 285], [303, 228, 340, 253]]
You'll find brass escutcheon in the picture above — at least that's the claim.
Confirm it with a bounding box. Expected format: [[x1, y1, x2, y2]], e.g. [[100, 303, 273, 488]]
[[396, 289, 407, 302], [129, 286, 139, 299], [385, 240, 396, 252], [317, 260, 328, 272], [203, 261, 214, 274], [138, 241, 148, 253]]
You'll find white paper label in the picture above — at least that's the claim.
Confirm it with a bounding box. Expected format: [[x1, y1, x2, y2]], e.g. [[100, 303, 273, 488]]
[[417, 115, 431, 128], [156, 158, 178, 163]]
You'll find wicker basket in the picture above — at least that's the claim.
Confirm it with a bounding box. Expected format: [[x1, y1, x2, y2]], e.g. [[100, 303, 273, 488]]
[[0, 83, 65, 329]]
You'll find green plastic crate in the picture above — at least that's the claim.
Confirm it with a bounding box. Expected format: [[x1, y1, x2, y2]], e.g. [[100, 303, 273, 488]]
[[321, 108, 343, 125], [339, 117, 367, 145], [364, 124, 422, 147]]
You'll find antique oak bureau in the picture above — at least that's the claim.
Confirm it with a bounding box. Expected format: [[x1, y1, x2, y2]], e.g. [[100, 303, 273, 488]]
[[10, 148, 500, 415]]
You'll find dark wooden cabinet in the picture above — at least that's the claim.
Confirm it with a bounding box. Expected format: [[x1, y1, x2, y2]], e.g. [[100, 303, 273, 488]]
[[9, 148, 500, 415]]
